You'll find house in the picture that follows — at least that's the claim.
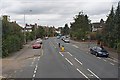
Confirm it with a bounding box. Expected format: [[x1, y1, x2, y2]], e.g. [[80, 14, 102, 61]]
[[23, 23, 38, 32], [91, 19, 105, 32]]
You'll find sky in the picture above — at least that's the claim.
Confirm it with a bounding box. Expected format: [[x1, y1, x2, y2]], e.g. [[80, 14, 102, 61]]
[[0, 0, 119, 28]]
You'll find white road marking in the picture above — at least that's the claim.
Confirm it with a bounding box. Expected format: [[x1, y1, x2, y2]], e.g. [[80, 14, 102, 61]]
[[76, 68, 89, 79], [97, 57, 101, 59], [74, 58, 83, 65], [110, 62, 115, 65], [65, 58, 73, 65], [33, 64, 38, 78], [72, 45, 79, 48], [67, 52, 73, 56], [38, 58, 40, 61], [107, 58, 118, 63], [87, 69, 101, 80], [30, 61, 34, 66], [35, 64, 38, 68], [35, 67, 37, 71], [38, 57, 40, 59], [59, 52, 64, 56], [88, 74, 94, 77], [34, 64, 38, 71], [34, 70, 37, 74], [103, 59, 107, 62], [111, 57, 118, 61], [33, 74, 36, 77], [113, 60, 118, 63]]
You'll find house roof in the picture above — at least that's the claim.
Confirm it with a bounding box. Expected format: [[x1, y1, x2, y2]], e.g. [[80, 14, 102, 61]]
[[92, 23, 101, 28]]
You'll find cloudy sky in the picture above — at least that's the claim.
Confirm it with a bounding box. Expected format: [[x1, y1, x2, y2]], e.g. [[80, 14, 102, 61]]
[[0, 0, 119, 27]]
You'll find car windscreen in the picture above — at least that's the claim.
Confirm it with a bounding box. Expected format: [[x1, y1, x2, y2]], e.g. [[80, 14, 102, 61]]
[[101, 49, 107, 52]]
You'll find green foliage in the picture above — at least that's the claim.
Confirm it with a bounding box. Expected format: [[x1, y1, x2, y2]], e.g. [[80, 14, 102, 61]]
[[36, 26, 45, 38], [61, 24, 70, 35], [70, 12, 90, 40], [102, 2, 120, 48], [2, 15, 24, 58]]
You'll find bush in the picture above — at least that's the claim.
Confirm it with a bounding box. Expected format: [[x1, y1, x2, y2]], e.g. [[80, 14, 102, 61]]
[[2, 35, 23, 58]]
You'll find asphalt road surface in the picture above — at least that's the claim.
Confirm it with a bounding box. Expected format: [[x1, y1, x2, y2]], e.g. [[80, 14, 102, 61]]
[[2, 37, 119, 80]]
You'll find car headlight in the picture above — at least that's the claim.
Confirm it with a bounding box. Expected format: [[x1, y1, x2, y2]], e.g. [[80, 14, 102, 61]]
[[106, 53, 109, 55]]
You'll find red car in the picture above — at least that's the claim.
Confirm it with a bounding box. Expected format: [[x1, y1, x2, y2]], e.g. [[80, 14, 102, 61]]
[[32, 42, 41, 49]]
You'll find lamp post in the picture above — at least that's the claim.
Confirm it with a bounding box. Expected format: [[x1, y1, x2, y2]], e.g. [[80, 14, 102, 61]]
[[23, 10, 32, 44], [23, 10, 26, 44]]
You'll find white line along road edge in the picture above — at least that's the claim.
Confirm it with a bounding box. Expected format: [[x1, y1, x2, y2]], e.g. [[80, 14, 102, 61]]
[[87, 69, 101, 80], [65, 58, 73, 65]]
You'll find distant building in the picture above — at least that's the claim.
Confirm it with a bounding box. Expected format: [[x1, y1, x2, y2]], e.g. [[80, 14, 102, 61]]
[[23, 23, 38, 32], [91, 19, 105, 32]]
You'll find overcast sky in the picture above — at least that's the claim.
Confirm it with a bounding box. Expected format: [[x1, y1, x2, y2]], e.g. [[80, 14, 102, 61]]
[[0, 0, 119, 27]]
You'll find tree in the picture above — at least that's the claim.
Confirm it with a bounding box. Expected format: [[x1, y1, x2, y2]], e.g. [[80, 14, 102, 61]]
[[2, 15, 24, 57], [115, 2, 120, 41], [61, 24, 70, 35], [36, 26, 45, 38], [70, 12, 90, 40], [103, 6, 115, 47]]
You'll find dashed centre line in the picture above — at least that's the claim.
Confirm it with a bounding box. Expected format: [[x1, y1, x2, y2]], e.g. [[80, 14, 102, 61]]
[[74, 58, 83, 65], [67, 52, 73, 56], [32, 64, 38, 79], [34, 70, 37, 74], [65, 58, 73, 65], [33, 74, 36, 78], [72, 45, 79, 48]]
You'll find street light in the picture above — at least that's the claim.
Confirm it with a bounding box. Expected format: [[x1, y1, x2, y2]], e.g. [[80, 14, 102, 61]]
[[23, 10, 32, 44]]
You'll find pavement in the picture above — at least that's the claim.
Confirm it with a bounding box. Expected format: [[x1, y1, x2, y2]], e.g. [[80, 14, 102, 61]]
[[1, 37, 119, 79]]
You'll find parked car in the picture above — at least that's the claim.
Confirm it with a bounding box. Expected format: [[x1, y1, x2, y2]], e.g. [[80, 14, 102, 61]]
[[90, 46, 109, 57], [61, 36, 65, 41], [57, 36, 61, 39], [64, 39, 70, 43], [36, 38, 42, 44], [32, 42, 41, 49], [45, 36, 48, 40]]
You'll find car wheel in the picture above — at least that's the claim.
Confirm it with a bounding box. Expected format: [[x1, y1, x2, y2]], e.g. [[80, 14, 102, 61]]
[[90, 51, 93, 54]]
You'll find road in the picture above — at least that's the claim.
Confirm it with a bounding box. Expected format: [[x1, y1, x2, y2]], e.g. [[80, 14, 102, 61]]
[[2, 37, 119, 80]]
